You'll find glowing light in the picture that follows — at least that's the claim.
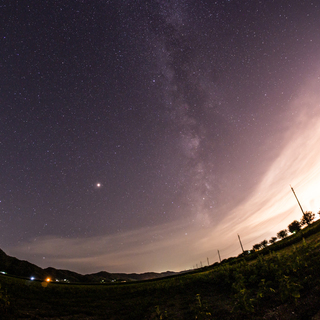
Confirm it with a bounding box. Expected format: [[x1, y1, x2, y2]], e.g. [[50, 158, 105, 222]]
[[94, 182, 102, 189], [46, 278, 51, 282]]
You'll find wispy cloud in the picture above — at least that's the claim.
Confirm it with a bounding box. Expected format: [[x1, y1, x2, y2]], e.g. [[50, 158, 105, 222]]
[[10, 221, 198, 273], [195, 75, 320, 257]]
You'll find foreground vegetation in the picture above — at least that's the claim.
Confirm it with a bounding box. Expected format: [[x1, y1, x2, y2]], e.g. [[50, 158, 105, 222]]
[[2, 223, 320, 319]]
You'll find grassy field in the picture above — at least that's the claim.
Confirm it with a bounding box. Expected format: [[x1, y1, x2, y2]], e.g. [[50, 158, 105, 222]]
[[2, 223, 320, 319]]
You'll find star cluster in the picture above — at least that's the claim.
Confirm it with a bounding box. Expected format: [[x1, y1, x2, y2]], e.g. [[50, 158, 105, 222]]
[[1, 0, 320, 273]]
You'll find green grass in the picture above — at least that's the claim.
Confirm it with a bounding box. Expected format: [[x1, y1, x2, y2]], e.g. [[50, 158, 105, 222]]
[[2, 224, 320, 319]]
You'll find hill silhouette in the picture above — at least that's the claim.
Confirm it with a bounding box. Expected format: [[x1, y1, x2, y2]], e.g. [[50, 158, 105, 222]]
[[0, 248, 176, 283]]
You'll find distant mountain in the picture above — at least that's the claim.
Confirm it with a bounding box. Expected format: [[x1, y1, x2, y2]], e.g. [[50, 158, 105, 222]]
[[0, 248, 177, 283], [0, 248, 44, 278]]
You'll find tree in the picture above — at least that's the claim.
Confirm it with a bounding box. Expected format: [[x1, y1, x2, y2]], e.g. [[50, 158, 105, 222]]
[[301, 211, 315, 226], [253, 243, 262, 251], [288, 220, 301, 234], [260, 239, 268, 248], [277, 229, 288, 239], [269, 237, 277, 244]]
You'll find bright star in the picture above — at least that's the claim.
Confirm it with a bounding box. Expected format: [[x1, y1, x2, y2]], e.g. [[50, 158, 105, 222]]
[[95, 183, 102, 189]]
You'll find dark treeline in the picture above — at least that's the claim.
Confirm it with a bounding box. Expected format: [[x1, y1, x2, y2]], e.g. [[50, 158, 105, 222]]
[[252, 210, 318, 251]]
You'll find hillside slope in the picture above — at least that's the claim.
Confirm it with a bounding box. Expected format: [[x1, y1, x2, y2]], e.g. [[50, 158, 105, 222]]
[[0, 248, 176, 282]]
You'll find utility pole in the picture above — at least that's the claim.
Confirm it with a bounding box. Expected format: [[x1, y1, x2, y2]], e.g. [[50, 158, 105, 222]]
[[290, 185, 306, 219], [217, 250, 221, 263], [207, 257, 209, 266], [238, 234, 244, 253]]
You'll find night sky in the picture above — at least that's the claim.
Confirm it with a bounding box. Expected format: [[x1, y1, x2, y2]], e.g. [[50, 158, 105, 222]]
[[1, 0, 320, 274]]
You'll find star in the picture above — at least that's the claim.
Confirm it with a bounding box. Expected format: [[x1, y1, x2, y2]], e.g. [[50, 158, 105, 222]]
[[94, 183, 102, 189]]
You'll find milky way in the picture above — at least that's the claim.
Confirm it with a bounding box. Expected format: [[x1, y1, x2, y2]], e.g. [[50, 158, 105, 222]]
[[1, 1, 320, 273]]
